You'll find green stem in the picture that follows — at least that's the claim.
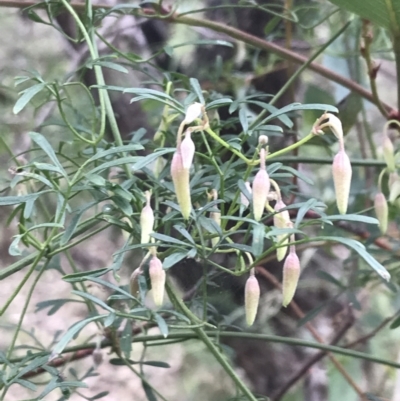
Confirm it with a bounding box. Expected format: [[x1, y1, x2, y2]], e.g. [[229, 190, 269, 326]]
[[266, 132, 314, 160]]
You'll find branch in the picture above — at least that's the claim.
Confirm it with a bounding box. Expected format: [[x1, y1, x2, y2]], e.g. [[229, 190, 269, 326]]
[[0, 0, 395, 113]]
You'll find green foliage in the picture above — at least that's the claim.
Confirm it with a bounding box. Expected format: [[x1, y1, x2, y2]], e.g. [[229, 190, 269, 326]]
[[1, 1, 400, 401]]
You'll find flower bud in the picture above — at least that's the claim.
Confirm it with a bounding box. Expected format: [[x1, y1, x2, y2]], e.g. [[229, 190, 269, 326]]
[[374, 192, 388, 234], [258, 135, 269, 146], [140, 191, 154, 244], [382, 134, 395, 172], [282, 248, 301, 307], [332, 149, 352, 214], [252, 169, 270, 221], [273, 199, 290, 261], [244, 274, 260, 326], [171, 150, 192, 219], [184, 102, 203, 124], [149, 256, 166, 307], [181, 131, 195, 170], [318, 113, 344, 144]]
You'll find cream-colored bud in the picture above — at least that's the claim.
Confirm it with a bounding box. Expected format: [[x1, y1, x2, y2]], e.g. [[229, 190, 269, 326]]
[[184, 102, 203, 124], [140, 191, 154, 244], [252, 169, 270, 221], [244, 274, 260, 326], [374, 192, 388, 234], [319, 113, 344, 144], [382, 134, 396, 172], [273, 199, 290, 261], [171, 150, 192, 220], [332, 149, 352, 214], [149, 256, 166, 307], [258, 135, 269, 146], [181, 131, 195, 170], [282, 248, 301, 307]]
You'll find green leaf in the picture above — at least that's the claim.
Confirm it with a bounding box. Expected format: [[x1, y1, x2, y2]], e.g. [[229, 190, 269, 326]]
[[13, 83, 45, 114], [131, 148, 175, 172], [151, 232, 189, 247], [390, 315, 400, 329], [88, 156, 139, 175], [52, 315, 106, 355], [154, 313, 169, 338], [317, 236, 390, 281], [62, 268, 111, 282], [92, 61, 129, 74], [323, 214, 379, 225], [163, 251, 189, 269], [29, 132, 67, 177], [0, 191, 52, 206], [327, 0, 400, 32], [252, 223, 265, 257], [71, 290, 114, 312], [190, 77, 205, 105]]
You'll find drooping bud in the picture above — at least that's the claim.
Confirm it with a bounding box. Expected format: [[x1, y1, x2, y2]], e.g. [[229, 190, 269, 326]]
[[273, 199, 291, 261], [244, 271, 260, 326], [316, 113, 344, 146], [140, 191, 154, 244], [252, 148, 270, 221], [282, 246, 301, 307], [184, 102, 203, 124], [149, 256, 166, 307], [240, 181, 252, 209], [210, 189, 221, 247], [332, 149, 352, 214], [374, 192, 388, 234], [180, 130, 195, 170], [382, 134, 395, 172], [252, 169, 270, 221], [171, 149, 192, 220]]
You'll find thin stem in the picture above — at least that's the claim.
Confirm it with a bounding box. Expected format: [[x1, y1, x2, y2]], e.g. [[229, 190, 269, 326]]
[[361, 22, 389, 119], [166, 282, 258, 401]]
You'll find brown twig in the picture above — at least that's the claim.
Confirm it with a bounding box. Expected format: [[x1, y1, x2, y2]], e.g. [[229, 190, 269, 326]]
[[255, 267, 367, 400]]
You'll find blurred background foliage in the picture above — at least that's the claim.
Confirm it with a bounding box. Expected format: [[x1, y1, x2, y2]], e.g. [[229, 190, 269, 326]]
[[0, 1, 400, 401]]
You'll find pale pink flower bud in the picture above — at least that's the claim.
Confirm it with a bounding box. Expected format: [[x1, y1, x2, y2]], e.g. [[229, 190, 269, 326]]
[[282, 248, 301, 307], [244, 274, 260, 326], [374, 192, 388, 234], [181, 131, 195, 170], [273, 199, 290, 262], [252, 169, 270, 221], [171, 150, 192, 220], [332, 149, 352, 214], [140, 191, 154, 244], [258, 135, 269, 146], [240, 181, 252, 209], [149, 256, 166, 307], [184, 102, 203, 124], [382, 134, 395, 172]]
